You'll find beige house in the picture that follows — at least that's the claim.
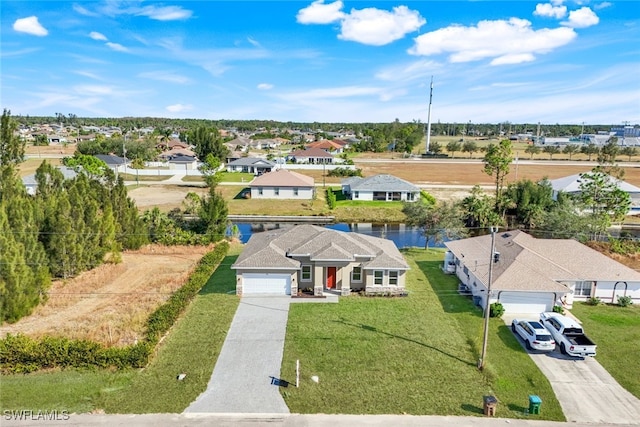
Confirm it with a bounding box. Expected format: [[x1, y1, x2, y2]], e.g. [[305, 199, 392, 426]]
[[249, 169, 315, 199], [232, 224, 410, 297]]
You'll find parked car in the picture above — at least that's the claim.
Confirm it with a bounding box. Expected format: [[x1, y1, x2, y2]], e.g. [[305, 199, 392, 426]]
[[539, 312, 597, 357], [511, 319, 556, 352]]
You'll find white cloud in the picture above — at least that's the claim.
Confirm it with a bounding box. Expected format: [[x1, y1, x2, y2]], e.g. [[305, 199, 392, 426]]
[[73, 84, 114, 96], [136, 5, 192, 21], [409, 18, 576, 65], [166, 103, 192, 113], [73, 4, 99, 17], [534, 3, 567, 19], [247, 37, 261, 48], [257, 83, 274, 90], [89, 31, 108, 41], [106, 42, 129, 52], [73, 70, 103, 80], [339, 6, 426, 46], [562, 7, 599, 28], [594, 2, 612, 11], [138, 71, 191, 84], [297, 0, 345, 24], [13, 16, 48, 36]]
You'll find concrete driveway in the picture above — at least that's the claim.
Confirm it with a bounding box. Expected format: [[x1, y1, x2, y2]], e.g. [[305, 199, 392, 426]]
[[506, 316, 640, 424], [185, 296, 291, 414]]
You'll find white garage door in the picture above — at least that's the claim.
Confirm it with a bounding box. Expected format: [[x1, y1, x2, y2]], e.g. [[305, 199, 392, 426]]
[[242, 273, 291, 295], [499, 292, 554, 314]]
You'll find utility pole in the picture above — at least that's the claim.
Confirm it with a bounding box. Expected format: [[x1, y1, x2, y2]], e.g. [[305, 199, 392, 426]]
[[479, 226, 498, 371], [425, 76, 433, 155]]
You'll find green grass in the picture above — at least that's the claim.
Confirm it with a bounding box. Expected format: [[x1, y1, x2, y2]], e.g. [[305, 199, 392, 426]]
[[217, 172, 255, 183], [119, 173, 171, 181], [569, 302, 640, 399], [327, 187, 408, 222], [280, 249, 564, 420], [0, 245, 241, 414]]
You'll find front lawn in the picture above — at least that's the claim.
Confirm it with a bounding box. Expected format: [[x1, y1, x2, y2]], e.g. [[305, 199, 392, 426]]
[[280, 249, 564, 420], [570, 302, 640, 399], [328, 187, 408, 222]]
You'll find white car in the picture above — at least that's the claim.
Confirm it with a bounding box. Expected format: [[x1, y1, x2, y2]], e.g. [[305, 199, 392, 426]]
[[511, 319, 556, 352]]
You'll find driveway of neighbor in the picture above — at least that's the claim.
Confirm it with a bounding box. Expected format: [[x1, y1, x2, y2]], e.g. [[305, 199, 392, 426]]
[[185, 296, 291, 414], [505, 315, 640, 424]]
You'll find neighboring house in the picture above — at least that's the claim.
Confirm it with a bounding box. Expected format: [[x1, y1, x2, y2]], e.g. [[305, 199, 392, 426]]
[[22, 166, 78, 195], [226, 157, 276, 175], [94, 154, 129, 173], [306, 139, 344, 154], [158, 147, 196, 160], [232, 224, 410, 296], [548, 172, 640, 213], [166, 154, 199, 170], [342, 174, 420, 202], [249, 169, 315, 199], [444, 230, 640, 314], [287, 147, 334, 164]]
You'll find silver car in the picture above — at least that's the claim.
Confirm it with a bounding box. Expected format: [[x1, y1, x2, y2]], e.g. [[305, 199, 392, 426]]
[[511, 319, 556, 352]]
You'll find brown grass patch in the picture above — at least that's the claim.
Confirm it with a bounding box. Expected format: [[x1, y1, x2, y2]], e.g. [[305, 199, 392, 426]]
[[0, 244, 212, 346]]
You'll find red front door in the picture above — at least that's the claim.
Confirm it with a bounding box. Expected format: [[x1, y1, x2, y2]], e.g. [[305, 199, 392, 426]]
[[327, 267, 336, 289]]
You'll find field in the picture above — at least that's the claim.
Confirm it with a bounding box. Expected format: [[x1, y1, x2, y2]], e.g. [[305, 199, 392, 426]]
[[0, 245, 213, 346]]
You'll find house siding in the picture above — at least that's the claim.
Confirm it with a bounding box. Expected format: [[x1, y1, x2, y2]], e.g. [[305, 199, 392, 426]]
[[568, 280, 640, 304], [250, 186, 314, 199]]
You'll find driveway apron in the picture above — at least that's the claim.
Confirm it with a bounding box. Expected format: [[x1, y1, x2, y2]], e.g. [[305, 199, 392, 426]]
[[185, 296, 291, 414]]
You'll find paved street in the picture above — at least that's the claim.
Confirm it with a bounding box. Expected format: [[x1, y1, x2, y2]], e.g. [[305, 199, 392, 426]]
[[184, 296, 291, 414]]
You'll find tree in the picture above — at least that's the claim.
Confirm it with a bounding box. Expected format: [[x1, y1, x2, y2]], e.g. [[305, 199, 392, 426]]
[[597, 139, 623, 179], [504, 179, 554, 228], [430, 141, 443, 155], [483, 139, 512, 212], [402, 199, 468, 248], [462, 141, 478, 158], [461, 185, 502, 228], [190, 126, 228, 163], [620, 146, 638, 161], [562, 144, 579, 160], [580, 143, 599, 161], [542, 145, 560, 159], [446, 140, 461, 158], [62, 153, 108, 177], [197, 186, 229, 242], [1, 109, 25, 166], [579, 170, 631, 226], [524, 144, 540, 159], [198, 153, 222, 187]]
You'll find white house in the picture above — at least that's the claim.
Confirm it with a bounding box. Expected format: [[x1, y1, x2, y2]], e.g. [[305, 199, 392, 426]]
[[249, 169, 315, 200], [341, 174, 420, 202], [445, 230, 640, 314]]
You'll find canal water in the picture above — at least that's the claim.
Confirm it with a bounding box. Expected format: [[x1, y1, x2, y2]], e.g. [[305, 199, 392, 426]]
[[229, 222, 432, 248]]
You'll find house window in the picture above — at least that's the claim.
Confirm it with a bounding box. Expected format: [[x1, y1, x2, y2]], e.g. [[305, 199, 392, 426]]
[[374, 270, 383, 286], [258, 187, 263, 195], [575, 280, 593, 297], [301, 265, 312, 282], [463, 266, 469, 276], [274, 187, 280, 196], [354, 191, 359, 199], [351, 266, 362, 282], [389, 271, 398, 286], [293, 187, 298, 196], [407, 192, 415, 201]]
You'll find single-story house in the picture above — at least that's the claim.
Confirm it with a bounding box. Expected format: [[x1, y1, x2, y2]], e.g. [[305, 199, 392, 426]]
[[226, 157, 275, 175], [548, 172, 640, 213], [232, 224, 410, 296], [287, 147, 334, 164], [341, 174, 420, 202], [249, 169, 315, 199], [306, 139, 344, 154], [444, 230, 640, 314], [22, 166, 78, 195], [166, 154, 199, 170]]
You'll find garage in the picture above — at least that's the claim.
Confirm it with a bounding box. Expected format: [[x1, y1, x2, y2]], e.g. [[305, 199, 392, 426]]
[[241, 273, 291, 295], [498, 292, 555, 314]]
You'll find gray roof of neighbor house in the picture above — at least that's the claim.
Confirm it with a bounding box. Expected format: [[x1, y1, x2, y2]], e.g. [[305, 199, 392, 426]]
[[95, 154, 128, 165], [232, 224, 409, 270], [249, 169, 314, 188], [342, 174, 420, 192], [227, 157, 276, 167], [22, 166, 78, 187], [445, 230, 640, 292], [549, 172, 640, 194]]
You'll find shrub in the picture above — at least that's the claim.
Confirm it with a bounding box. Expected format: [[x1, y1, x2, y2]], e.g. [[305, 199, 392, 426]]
[[617, 295, 633, 307], [327, 167, 362, 177], [586, 297, 601, 306], [326, 189, 336, 210], [552, 305, 565, 314], [489, 302, 504, 318]]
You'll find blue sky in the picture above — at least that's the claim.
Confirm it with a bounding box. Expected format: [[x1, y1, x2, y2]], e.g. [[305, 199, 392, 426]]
[[2, 1, 639, 124]]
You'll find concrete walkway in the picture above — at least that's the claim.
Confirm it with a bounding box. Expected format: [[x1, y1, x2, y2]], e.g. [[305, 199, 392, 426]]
[[185, 296, 291, 414]]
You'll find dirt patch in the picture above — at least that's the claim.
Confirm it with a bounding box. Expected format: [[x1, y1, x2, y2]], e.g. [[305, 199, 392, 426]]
[[128, 185, 209, 212], [0, 245, 212, 346]]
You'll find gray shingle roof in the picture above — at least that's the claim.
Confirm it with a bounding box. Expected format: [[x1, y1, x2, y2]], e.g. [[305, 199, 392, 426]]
[[342, 174, 420, 192], [232, 224, 409, 270], [227, 157, 276, 167]]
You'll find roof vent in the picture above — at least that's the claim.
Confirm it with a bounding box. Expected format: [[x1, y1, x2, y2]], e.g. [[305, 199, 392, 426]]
[[501, 233, 511, 238]]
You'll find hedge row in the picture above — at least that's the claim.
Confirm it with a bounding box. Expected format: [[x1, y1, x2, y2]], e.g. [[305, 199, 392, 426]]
[[0, 241, 230, 374]]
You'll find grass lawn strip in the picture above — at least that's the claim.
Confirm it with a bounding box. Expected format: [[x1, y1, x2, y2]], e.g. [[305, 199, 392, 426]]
[[280, 249, 564, 420], [0, 244, 241, 414], [570, 303, 640, 399]]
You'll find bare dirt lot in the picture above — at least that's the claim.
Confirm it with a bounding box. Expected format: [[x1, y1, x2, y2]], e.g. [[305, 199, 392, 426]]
[[0, 245, 213, 346]]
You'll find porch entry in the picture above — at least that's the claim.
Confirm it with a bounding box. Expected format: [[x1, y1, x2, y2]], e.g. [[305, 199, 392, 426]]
[[326, 267, 337, 289]]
